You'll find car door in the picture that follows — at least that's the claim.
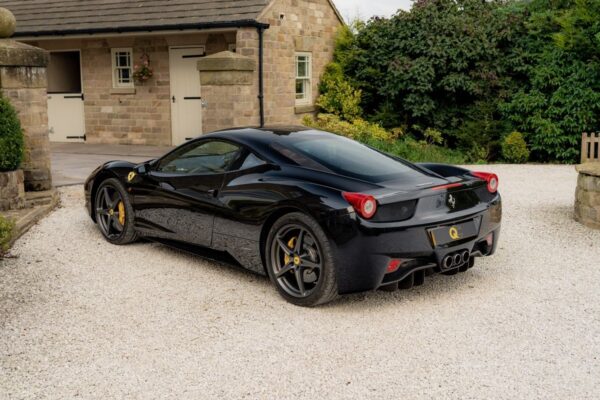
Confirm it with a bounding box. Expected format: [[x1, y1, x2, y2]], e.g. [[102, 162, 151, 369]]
[[132, 139, 244, 247]]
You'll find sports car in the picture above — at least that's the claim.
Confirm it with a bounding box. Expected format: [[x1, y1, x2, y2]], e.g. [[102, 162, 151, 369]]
[[85, 126, 501, 306]]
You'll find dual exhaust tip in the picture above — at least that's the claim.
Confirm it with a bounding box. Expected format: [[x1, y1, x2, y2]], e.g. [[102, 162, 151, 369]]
[[442, 250, 470, 270]]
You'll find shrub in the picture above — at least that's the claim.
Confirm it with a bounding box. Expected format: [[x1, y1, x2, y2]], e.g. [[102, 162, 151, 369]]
[[316, 63, 362, 121], [502, 131, 530, 163], [0, 95, 24, 172], [302, 114, 391, 142], [0, 214, 15, 256]]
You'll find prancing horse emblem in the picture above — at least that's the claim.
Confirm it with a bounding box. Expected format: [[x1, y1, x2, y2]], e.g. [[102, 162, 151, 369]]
[[448, 194, 456, 209]]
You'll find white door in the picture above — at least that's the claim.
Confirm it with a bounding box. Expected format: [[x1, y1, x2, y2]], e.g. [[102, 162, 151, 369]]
[[47, 51, 86, 142], [169, 46, 205, 145]]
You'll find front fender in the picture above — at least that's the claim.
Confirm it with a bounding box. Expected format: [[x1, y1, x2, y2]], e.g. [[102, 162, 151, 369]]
[[84, 160, 138, 221]]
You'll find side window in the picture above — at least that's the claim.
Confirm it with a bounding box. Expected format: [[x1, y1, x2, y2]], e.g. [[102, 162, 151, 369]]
[[156, 140, 242, 174], [238, 152, 265, 170]]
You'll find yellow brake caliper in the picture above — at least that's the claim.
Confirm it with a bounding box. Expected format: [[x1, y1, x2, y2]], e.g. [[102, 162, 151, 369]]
[[117, 201, 126, 226], [284, 237, 296, 265]]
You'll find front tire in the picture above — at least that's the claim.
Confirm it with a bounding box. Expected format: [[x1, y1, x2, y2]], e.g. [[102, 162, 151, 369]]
[[94, 178, 138, 245], [265, 212, 338, 307]]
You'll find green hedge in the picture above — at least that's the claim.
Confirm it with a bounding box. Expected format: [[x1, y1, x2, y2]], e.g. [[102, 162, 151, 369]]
[[0, 95, 24, 172]]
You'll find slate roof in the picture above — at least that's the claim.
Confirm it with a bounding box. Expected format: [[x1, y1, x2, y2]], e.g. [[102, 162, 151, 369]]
[[1, 0, 272, 37]]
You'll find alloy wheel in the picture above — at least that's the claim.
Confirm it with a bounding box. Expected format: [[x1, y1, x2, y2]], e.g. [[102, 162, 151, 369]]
[[270, 224, 323, 298], [95, 185, 126, 239]]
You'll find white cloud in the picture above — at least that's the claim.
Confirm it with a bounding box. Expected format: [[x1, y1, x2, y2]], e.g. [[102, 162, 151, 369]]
[[332, 0, 413, 21]]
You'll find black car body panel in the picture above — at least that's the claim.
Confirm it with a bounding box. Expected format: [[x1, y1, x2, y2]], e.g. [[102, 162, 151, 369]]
[[85, 126, 502, 294]]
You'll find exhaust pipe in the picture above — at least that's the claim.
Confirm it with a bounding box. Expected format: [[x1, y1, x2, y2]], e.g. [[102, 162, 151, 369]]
[[461, 250, 470, 264], [453, 253, 462, 266], [443, 255, 454, 269]]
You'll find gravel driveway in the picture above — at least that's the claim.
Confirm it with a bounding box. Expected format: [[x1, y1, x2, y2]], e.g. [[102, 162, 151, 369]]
[[1, 165, 599, 399]]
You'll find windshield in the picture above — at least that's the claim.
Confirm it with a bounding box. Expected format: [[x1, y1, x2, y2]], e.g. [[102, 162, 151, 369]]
[[271, 134, 420, 183]]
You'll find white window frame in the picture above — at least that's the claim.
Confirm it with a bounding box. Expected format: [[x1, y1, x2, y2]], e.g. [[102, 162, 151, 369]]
[[295, 52, 312, 106], [111, 48, 134, 89]]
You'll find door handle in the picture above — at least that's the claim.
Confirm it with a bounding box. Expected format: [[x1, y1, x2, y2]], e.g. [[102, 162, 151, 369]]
[[172, 96, 176, 103]]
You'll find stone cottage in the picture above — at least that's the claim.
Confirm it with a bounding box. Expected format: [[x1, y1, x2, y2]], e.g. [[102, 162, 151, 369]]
[[1, 0, 343, 146]]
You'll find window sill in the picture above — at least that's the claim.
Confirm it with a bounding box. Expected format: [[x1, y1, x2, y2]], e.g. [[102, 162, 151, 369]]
[[295, 104, 316, 114], [110, 88, 136, 95]]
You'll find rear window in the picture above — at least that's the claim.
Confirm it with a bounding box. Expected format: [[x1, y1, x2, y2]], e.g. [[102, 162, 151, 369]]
[[271, 135, 419, 183]]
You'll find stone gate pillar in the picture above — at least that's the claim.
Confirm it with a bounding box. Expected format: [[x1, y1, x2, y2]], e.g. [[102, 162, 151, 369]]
[[0, 8, 51, 191], [197, 51, 259, 133]]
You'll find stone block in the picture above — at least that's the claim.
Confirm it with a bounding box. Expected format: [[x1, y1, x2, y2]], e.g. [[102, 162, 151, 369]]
[[0, 66, 47, 88], [0, 170, 25, 211]]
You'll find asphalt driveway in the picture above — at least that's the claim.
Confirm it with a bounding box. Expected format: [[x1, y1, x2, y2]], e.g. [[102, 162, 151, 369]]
[[51, 143, 172, 186], [1, 165, 600, 399]]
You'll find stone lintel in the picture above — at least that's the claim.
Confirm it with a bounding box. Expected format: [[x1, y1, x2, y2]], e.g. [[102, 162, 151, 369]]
[[0, 39, 49, 67]]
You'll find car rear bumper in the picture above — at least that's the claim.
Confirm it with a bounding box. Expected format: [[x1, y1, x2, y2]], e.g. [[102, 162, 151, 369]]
[[330, 197, 502, 294]]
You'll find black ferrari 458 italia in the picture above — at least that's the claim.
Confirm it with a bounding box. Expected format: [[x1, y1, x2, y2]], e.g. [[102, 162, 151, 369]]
[[85, 126, 501, 306]]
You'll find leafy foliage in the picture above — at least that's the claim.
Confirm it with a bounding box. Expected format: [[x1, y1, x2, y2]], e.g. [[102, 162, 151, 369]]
[[320, 0, 600, 163], [502, 132, 530, 163], [0, 214, 15, 256], [0, 95, 24, 172], [316, 63, 362, 121]]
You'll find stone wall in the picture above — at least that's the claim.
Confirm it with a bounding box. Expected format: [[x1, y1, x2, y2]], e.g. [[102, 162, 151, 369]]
[[30, 32, 235, 146], [213, 0, 342, 132], [257, 0, 342, 125], [574, 163, 600, 229], [0, 40, 51, 191], [0, 170, 25, 211], [21, 0, 341, 145]]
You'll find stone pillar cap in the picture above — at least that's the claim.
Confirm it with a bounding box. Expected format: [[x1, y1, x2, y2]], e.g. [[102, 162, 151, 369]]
[[0, 8, 16, 38], [576, 162, 600, 177], [0, 40, 49, 67], [197, 51, 256, 72]]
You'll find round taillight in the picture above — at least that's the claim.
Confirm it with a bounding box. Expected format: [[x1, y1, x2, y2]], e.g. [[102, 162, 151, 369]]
[[472, 171, 499, 194], [342, 192, 378, 219], [361, 197, 377, 219], [488, 175, 498, 193]]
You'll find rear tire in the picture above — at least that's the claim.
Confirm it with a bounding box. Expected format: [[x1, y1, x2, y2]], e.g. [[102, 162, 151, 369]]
[[94, 178, 138, 245], [265, 212, 338, 307]]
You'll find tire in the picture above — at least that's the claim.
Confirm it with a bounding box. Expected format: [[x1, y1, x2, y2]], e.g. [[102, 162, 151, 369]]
[[265, 212, 338, 307], [94, 178, 138, 245]]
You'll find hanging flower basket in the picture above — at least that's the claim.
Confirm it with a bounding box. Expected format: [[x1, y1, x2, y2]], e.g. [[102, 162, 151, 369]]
[[133, 53, 154, 83]]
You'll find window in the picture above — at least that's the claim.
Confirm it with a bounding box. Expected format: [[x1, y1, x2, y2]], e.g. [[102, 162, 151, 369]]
[[156, 140, 242, 174], [295, 53, 312, 105], [271, 133, 417, 183], [239, 152, 265, 170], [111, 48, 133, 88]]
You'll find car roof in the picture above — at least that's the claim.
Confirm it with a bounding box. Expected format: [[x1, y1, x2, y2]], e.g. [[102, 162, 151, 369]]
[[202, 126, 336, 157]]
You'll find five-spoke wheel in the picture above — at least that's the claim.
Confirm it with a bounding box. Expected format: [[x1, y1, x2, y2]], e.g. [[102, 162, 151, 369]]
[[266, 212, 337, 306], [94, 178, 138, 245]]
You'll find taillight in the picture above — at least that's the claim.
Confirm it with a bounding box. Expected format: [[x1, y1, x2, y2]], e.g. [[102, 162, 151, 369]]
[[472, 171, 499, 193], [342, 192, 377, 219]]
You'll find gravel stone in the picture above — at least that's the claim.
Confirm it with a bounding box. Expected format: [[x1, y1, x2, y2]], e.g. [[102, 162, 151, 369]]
[[1, 165, 599, 399]]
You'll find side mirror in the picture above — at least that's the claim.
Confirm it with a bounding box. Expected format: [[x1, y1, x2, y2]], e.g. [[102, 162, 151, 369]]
[[136, 161, 153, 175]]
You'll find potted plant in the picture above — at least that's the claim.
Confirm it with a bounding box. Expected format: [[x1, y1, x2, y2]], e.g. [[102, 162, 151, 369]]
[[133, 53, 154, 83]]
